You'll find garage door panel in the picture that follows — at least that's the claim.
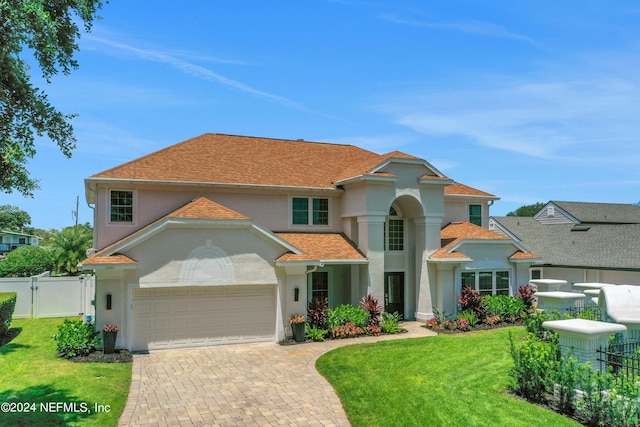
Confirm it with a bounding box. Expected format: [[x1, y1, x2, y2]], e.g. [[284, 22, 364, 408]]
[[132, 285, 276, 351]]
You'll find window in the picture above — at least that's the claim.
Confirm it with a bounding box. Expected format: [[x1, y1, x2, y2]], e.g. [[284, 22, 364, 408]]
[[313, 198, 328, 225], [292, 197, 329, 225], [469, 204, 482, 226], [384, 205, 404, 251], [18, 238, 26, 244], [460, 270, 511, 296], [292, 198, 309, 225], [530, 269, 541, 280], [310, 271, 329, 303], [110, 190, 133, 223]]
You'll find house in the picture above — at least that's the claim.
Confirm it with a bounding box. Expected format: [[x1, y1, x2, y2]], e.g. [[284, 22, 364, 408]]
[[81, 133, 537, 351], [490, 201, 640, 286], [0, 230, 41, 256]]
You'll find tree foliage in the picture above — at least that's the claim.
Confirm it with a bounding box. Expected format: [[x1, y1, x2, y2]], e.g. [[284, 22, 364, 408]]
[[50, 223, 93, 275], [1, 0, 104, 196], [0, 245, 54, 277], [0, 204, 31, 231], [506, 202, 545, 217]]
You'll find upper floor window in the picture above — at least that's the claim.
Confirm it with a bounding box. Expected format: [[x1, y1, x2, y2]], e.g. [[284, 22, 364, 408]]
[[469, 204, 482, 226], [110, 190, 134, 223], [384, 205, 404, 251], [292, 197, 329, 225]]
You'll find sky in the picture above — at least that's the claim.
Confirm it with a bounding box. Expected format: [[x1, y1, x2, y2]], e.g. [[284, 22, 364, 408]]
[[4, 0, 640, 231]]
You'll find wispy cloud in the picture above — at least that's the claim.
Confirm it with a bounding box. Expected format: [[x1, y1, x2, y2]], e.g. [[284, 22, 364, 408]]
[[86, 35, 310, 111], [380, 74, 640, 169], [382, 14, 535, 43]]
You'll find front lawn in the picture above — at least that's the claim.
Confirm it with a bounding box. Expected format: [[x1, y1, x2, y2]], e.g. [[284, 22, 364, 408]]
[[317, 326, 580, 426], [0, 318, 132, 426]]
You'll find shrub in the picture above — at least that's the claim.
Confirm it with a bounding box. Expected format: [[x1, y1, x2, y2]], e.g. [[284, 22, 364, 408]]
[[0, 246, 54, 277], [484, 295, 526, 321], [53, 319, 100, 358], [485, 315, 501, 326], [517, 284, 536, 312], [305, 324, 328, 342], [425, 317, 441, 330], [508, 331, 559, 403], [366, 325, 381, 336], [524, 310, 565, 341], [327, 304, 370, 330], [359, 294, 382, 326], [456, 310, 479, 326], [380, 311, 403, 334], [456, 318, 471, 331], [308, 297, 329, 329], [330, 323, 365, 338], [0, 292, 17, 337], [459, 286, 485, 319]]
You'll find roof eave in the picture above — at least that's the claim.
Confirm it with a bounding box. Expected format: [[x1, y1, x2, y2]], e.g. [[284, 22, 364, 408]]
[[85, 177, 343, 193]]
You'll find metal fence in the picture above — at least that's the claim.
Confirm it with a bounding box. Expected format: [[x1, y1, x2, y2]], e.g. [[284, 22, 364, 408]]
[[597, 338, 640, 379]]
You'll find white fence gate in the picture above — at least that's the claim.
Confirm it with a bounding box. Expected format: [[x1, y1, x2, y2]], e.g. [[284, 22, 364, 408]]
[[0, 274, 95, 319]]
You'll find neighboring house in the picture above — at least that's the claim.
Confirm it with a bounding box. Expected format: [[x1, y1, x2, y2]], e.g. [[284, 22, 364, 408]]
[[490, 201, 640, 286], [81, 133, 536, 351], [0, 230, 41, 256]]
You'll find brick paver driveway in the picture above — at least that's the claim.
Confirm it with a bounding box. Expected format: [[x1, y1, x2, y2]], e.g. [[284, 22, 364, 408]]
[[118, 322, 435, 426]]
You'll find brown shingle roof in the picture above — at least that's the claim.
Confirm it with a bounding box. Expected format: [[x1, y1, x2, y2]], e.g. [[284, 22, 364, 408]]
[[90, 133, 447, 189], [430, 221, 510, 259], [276, 233, 366, 262], [445, 182, 497, 198]]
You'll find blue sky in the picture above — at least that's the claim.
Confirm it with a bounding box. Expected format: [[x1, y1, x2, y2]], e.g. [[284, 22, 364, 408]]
[[5, 0, 640, 230]]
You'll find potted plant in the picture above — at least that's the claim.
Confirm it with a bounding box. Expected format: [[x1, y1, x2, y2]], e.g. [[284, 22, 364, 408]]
[[102, 324, 119, 354], [289, 314, 306, 343]]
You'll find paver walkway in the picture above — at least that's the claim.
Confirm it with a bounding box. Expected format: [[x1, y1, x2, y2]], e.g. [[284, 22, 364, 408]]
[[118, 321, 436, 426]]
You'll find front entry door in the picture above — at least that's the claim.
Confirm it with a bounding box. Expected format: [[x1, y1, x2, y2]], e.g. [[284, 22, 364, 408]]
[[384, 272, 405, 318]]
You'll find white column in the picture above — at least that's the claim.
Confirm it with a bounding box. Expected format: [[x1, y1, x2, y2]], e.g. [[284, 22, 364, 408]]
[[357, 215, 385, 305], [414, 216, 440, 320]]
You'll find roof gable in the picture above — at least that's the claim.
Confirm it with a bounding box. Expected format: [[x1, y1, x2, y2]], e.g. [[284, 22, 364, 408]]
[[430, 221, 523, 260], [550, 201, 640, 224]]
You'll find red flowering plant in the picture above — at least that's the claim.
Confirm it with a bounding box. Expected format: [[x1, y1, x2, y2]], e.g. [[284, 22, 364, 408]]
[[102, 324, 119, 333]]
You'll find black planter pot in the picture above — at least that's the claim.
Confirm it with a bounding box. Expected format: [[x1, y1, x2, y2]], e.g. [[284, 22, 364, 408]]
[[291, 322, 306, 343], [103, 331, 117, 354]]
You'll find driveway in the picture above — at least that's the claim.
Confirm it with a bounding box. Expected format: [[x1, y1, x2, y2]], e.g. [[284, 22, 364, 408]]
[[118, 322, 436, 426]]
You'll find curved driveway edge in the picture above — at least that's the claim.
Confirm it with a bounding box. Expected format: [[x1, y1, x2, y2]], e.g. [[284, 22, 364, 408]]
[[118, 321, 436, 426]]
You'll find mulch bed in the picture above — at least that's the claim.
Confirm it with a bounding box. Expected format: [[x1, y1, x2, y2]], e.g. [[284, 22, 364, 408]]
[[278, 328, 408, 345], [66, 349, 133, 363], [424, 319, 525, 334]]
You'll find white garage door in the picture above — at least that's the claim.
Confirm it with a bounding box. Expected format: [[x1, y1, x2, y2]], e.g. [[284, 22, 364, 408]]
[[132, 285, 276, 351]]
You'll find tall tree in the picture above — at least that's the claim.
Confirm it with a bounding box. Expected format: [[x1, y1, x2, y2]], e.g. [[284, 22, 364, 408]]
[[0, 204, 31, 231], [506, 202, 545, 217], [1, 0, 104, 196]]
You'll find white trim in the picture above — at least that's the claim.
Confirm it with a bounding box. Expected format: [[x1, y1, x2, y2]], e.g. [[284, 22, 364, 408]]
[[107, 188, 137, 226], [289, 196, 332, 229]]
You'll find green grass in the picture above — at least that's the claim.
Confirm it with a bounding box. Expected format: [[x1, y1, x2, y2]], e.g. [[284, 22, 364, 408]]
[[0, 318, 132, 426], [317, 326, 580, 426]]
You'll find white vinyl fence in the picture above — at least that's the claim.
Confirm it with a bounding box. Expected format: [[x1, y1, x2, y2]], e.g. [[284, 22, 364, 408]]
[[0, 274, 95, 319]]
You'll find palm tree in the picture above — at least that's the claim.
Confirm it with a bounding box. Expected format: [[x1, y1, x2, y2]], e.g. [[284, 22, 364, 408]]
[[50, 224, 93, 275]]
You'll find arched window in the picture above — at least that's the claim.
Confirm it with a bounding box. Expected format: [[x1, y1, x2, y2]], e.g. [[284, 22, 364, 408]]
[[384, 204, 404, 251]]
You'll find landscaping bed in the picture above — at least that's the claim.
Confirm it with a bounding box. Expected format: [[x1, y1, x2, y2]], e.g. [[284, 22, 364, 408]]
[[68, 349, 133, 363]]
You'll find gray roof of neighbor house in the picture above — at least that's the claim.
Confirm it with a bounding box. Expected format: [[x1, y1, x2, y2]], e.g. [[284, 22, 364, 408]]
[[491, 216, 640, 271], [549, 201, 640, 224]]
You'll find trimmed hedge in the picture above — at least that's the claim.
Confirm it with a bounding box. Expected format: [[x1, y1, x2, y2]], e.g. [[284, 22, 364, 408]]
[[0, 292, 17, 337]]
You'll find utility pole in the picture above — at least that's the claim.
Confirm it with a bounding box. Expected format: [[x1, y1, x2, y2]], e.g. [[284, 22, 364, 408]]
[[72, 195, 79, 229]]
